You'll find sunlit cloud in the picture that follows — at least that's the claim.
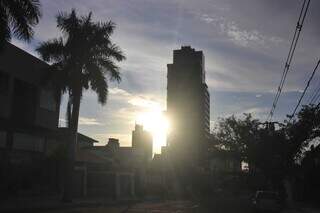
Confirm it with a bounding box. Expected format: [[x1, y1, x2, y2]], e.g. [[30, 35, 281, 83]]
[[59, 117, 104, 126], [10, 0, 320, 147], [79, 117, 104, 126], [109, 87, 131, 97], [128, 97, 161, 109], [198, 13, 283, 48]]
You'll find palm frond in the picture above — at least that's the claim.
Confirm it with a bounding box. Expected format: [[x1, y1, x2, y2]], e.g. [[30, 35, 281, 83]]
[[82, 11, 92, 27], [56, 9, 79, 37], [3, 0, 41, 41], [86, 62, 108, 105], [0, 8, 10, 47], [17, 0, 41, 22], [36, 38, 64, 62], [96, 57, 121, 82], [99, 21, 115, 35], [106, 43, 126, 61]]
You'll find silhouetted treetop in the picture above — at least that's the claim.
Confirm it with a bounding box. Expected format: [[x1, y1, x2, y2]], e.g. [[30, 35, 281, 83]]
[[0, 0, 41, 46]]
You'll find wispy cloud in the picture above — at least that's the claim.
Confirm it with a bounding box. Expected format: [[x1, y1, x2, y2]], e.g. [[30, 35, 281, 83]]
[[199, 13, 283, 48], [59, 117, 104, 126], [109, 87, 131, 97], [109, 87, 164, 109], [242, 107, 269, 115], [79, 117, 104, 126], [128, 96, 161, 109], [10, 0, 320, 147]]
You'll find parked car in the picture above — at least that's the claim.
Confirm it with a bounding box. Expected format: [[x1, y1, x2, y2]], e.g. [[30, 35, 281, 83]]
[[252, 191, 283, 212]]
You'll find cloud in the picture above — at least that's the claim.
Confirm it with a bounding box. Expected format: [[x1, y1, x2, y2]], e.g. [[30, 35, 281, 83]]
[[79, 117, 104, 126], [128, 96, 161, 109], [109, 87, 164, 110], [10, 0, 320, 146], [109, 87, 131, 97], [200, 14, 220, 24], [93, 87, 165, 146], [199, 13, 283, 48], [59, 117, 104, 126], [242, 107, 269, 115], [225, 107, 269, 120], [58, 118, 67, 127]]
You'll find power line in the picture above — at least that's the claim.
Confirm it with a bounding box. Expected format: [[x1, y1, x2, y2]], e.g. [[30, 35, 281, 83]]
[[268, 0, 308, 121], [315, 95, 320, 106], [268, 0, 311, 121], [268, 0, 310, 121], [316, 92, 320, 108], [308, 78, 320, 104], [288, 59, 320, 121]]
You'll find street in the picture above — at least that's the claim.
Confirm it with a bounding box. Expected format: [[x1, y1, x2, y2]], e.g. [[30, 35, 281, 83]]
[[44, 198, 254, 213], [45, 201, 199, 213], [43, 198, 320, 213]]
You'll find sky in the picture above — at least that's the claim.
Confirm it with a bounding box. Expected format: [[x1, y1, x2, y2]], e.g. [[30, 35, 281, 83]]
[[11, 0, 320, 152]]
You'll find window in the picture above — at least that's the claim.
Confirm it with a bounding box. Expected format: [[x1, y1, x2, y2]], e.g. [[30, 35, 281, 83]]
[[0, 131, 6, 148], [0, 70, 10, 95], [39, 89, 57, 111], [13, 133, 45, 152]]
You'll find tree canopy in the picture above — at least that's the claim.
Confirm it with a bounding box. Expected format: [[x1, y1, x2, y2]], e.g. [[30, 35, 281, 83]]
[[0, 0, 41, 46]]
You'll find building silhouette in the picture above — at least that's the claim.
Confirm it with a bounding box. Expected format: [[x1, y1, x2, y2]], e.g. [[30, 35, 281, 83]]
[[166, 46, 210, 165], [0, 42, 62, 198], [132, 124, 153, 162], [0, 42, 60, 159]]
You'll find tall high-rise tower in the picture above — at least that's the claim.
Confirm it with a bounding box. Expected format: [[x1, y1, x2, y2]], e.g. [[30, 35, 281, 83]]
[[167, 46, 210, 165]]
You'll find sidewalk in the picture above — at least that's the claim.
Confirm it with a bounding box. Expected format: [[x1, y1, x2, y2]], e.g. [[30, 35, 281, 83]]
[[0, 196, 138, 212], [283, 203, 320, 213], [283, 208, 320, 213], [299, 206, 320, 213]]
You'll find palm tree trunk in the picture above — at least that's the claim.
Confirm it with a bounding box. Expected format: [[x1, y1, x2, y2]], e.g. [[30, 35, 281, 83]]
[[62, 88, 81, 202]]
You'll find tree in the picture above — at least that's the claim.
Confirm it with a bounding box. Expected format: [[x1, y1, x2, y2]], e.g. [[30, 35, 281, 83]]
[[255, 124, 289, 190], [285, 104, 320, 163], [0, 0, 41, 47], [212, 105, 320, 194], [213, 114, 290, 191], [213, 113, 260, 164], [36, 9, 125, 201], [284, 105, 320, 202]]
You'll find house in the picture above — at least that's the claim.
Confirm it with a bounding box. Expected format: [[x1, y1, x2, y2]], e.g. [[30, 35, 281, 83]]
[[0, 42, 61, 156], [0, 42, 136, 199], [76, 138, 136, 198], [0, 42, 66, 198]]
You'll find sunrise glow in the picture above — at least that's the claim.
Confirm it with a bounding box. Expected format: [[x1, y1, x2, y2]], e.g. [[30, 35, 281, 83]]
[[136, 108, 170, 154]]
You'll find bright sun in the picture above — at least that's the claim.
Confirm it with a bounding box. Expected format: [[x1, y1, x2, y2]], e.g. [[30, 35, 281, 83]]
[[136, 108, 170, 154]]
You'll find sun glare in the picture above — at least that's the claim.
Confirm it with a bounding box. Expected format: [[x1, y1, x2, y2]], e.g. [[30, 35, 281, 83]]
[[136, 108, 170, 154]]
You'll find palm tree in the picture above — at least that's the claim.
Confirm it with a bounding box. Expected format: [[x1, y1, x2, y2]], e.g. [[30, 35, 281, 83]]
[[0, 0, 41, 47], [36, 9, 125, 201]]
